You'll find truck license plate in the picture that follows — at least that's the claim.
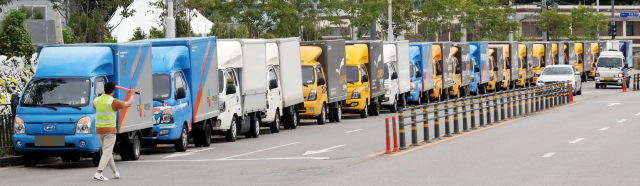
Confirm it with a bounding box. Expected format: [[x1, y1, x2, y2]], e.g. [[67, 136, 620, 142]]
[[604, 78, 614, 81], [34, 135, 65, 146]]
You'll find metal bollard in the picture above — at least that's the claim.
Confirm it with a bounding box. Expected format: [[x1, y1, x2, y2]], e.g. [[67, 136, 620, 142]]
[[518, 90, 523, 116], [462, 99, 469, 132], [479, 96, 485, 127], [487, 94, 493, 125], [398, 107, 407, 150], [506, 91, 511, 119], [392, 116, 400, 152], [433, 104, 441, 140], [423, 106, 430, 143], [500, 92, 506, 121], [470, 97, 477, 130], [535, 88, 540, 112], [494, 93, 499, 123], [385, 118, 392, 154], [411, 108, 420, 146], [444, 102, 452, 137], [453, 100, 460, 134], [545, 86, 549, 110]]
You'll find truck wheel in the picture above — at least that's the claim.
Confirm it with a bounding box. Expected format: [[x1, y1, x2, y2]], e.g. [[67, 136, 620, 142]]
[[175, 125, 188, 152], [317, 104, 327, 124], [283, 114, 291, 130], [360, 103, 368, 118], [390, 99, 398, 113], [270, 111, 281, 133], [92, 149, 102, 167], [328, 107, 336, 123], [128, 133, 141, 160], [22, 154, 39, 167], [332, 107, 342, 122], [201, 122, 212, 147], [290, 112, 298, 129], [61, 156, 71, 163], [226, 117, 237, 142], [249, 119, 260, 138]]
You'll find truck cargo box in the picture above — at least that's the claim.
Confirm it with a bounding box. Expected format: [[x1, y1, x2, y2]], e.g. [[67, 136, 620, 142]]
[[582, 41, 593, 72], [37, 43, 154, 133], [471, 42, 491, 84], [266, 38, 305, 108], [135, 37, 219, 123], [453, 42, 471, 86], [564, 41, 576, 66], [434, 42, 454, 89], [300, 40, 348, 103], [489, 42, 519, 81], [489, 46, 504, 83], [219, 39, 267, 114], [522, 42, 534, 79], [533, 42, 553, 67], [409, 43, 434, 91], [346, 40, 385, 97], [388, 40, 411, 94]]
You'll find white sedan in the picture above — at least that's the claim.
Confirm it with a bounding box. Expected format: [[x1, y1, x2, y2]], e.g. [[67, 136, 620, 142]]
[[535, 65, 582, 96]]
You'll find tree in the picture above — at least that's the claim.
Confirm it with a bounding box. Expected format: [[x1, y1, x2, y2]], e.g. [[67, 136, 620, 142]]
[[149, 27, 166, 39], [347, 0, 388, 39], [461, 0, 520, 41], [379, 0, 415, 40], [321, 0, 350, 39], [416, 0, 463, 40], [50, 0, 135, 43], [0, 0, 13, 12], [129, 27, 147, 41], [537, 9, 572, 41], [208, 23, 249, 39], [0, 9, 36, 57], [570, 4, 609, 40]]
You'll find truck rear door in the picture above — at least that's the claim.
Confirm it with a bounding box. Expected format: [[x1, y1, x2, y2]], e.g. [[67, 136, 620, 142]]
[[113, 43, 154, 133]]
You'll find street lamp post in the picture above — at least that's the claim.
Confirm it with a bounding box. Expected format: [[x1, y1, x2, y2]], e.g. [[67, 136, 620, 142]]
[[166, 0, 176, 38]]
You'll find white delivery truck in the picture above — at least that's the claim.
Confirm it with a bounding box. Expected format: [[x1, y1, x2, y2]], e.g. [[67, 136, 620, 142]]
[[216, 39, 268, 141], [262, 38, 305, 132], [382, 41, 410, 112]]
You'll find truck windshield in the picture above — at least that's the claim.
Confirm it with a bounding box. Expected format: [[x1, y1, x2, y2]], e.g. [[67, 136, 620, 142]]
[[301, 66, 315, 85], [347, 66, 359, 83], [541, 67, 572, 75], [597, 58, 623, 68], [21, 78, 91, 107], [153, 74, 171, 100], [532, 57, 539, 67], [383, 63, 390, 79]]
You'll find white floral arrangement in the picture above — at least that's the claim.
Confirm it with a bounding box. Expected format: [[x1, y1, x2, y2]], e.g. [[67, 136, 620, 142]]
[[0, 53, 38, 114]]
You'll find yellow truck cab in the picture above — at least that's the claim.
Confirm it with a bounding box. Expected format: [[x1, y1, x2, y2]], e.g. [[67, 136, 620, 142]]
[[491, 45, 511, 90], [451, 43, 472, 98], [299, 40, 348, 124], [343, 41, 385, 118], [517, 43, 533, 87], [430, 44, 444, 101], [450, 46, 461, 98], [588, 43, 600, 80], [552, 43, 559, 64], [531, 44, 546, 84], [487, 49, 498, 92]]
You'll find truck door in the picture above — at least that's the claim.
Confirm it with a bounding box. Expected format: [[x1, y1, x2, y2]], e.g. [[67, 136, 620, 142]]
[[316, 65, 326, 99], [267, 67, 281, 112], [174, 72, 192, 128], [360, 65, 370, 97], [224, 70, 241, 115], [95, 77, 106, 98]]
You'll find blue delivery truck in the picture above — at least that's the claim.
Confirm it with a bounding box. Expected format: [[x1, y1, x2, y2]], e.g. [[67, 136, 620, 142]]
[[134, 37, 219, 152], [14, 43, 154, 167], [470, 42, 490, 95], [407, 43, 433, 104]]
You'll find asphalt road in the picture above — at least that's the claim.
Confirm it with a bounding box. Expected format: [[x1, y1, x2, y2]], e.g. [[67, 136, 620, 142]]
[[1, 80, 636, 186]]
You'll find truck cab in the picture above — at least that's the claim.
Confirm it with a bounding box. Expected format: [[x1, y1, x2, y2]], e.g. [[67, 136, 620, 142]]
[[489, 44, 511, 90], [14, 43, 154, 166], [516, 44, 531, 87], [217, 67, 243, 141], [573, 43, 586, 82], [595, 51, 629, 89], [552, 43, 560, 65], [469, 42, 490, 95], [299, 46, 329, 123], [588, 43, 600, 80], [531, 44, 546, 85], [382, 44, 400, 112], [407, 43, 432, 104], [450, 46, 462, 98], [344, 44, 373, 118], [486, 49, 498, 92], [430, 44, 444, 101]]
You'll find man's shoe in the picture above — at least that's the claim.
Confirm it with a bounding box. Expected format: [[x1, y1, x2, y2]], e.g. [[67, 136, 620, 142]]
[[114, 172, 120, 179], [94, 173, 109, 181]]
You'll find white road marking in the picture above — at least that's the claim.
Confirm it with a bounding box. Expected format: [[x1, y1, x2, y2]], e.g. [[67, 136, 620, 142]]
[[163, 148, 214, 159], [608, 103, 621, 106], [569, 138, 585, 144], [132, 157, 329, 163], [618, 119, 628, 123], [582, 91, 592, 94], [220, 142, 301, 160], [599, 127, 610, 131], [635, 112, 640, 116], [542, 152, 555, 158], [345, 129, 362, 133], [303, 144, 346, 155]]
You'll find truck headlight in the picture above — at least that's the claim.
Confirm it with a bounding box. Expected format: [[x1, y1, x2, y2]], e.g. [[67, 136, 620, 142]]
[[351, 88, 361, 99], [308, 89, 317, 101], [158, 109, 174, 124], [534, 71, 540, 77], [14, 116, 25, 134], [75, 116, 91, 134], [219, 98, 226, 112], [410, 82, 415, 92], [595, 71, 599, 77], [537, 80, 544, 84], [618, 72, 623, 77], [490, 75, 494, 81]]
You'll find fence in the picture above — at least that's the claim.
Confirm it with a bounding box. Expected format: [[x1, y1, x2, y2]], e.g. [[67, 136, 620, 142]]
[[383, 82, 572, 152], [634, 74, 640, 91], [0, 104, 15, 149]]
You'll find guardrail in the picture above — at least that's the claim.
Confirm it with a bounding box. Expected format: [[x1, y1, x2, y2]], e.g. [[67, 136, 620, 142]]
[[0, 104, 15, 149], [383, 82, 572, 153], [634, 74, 640, 91]]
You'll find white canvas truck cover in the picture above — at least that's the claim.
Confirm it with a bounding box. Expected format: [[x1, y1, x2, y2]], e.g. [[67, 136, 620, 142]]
[[221, 39, 268, 114], [268, 38, 304, 107], [394, 41, 411, 94]]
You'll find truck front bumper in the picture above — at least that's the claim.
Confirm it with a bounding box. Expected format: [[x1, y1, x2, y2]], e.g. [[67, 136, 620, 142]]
[[343, 98, 366, 111], [143, 124, 181, 141], [13, 133, 101, 154], [407, 91, 421, 102], [381, 94, 396, 105], [595, 77, 625, 85], [299, 100, 323, 116]]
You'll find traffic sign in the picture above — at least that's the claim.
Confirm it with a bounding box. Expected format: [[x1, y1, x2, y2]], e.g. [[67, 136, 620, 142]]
[[620, 12, 639, 18]]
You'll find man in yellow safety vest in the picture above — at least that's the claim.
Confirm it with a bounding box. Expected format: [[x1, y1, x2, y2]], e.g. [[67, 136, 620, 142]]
[[92, 82, 134, 181]]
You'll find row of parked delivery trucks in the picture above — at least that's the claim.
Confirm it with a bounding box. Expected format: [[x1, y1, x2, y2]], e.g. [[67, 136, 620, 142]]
[[12, 37, 633, 166]]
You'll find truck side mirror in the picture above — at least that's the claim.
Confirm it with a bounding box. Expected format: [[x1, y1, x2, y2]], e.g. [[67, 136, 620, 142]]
[[10, 93, 19, 116], [317, 77, 326, 85], [436, 69, 442, 76], [362, 74, 369, 82], [269, 79, 278, 89], [226, 84, 236, 95], [493, 66, 497, 71], [455, 67, 461, 74], [474, 65, 480, 72], [176, 87, 186, 100], [391, 72, 398, 80], [416, 71, 423, 78]]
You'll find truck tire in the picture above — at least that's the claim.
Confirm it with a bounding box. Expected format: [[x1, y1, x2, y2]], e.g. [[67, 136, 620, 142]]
[[360, 103, 368, 118], [201, 122, 212, 147], [175, 125, 188, 152], [22, 154, 38, 167], [374, 100, 380, 116], [390, 98, 398, 113], [283, 115, 291, 130], [328, 107, 335, 123], [225, 117, 237, 142], [249, 119, 260, 138], [332, 107, 342, 122], [270, 111, 281, 133], [290, 112, 299, 129], [317, 104, 327, 124], [92, 149, 102, 167], [119, 133, 141, 161], [61, 156, 71, 163]]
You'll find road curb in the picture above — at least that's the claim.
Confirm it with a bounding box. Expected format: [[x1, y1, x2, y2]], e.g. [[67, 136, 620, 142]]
[[0, 156, 61, 167]]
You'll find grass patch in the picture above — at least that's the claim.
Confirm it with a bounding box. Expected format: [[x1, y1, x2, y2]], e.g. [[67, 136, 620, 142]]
[[0, 148, 15, 157]]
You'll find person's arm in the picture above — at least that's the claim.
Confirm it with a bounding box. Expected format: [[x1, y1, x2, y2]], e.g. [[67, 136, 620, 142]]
[[123, 89, 135, 108]]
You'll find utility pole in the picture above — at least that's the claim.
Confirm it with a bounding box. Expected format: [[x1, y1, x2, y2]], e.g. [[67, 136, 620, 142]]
[[611, 0, 615, 40], [166, 0, 176, 38], [53, 3, 63, 44], [176, 0, 180, 38], [387, 0, 393, 41], [541, 0, 547, 41], [508, 1, 513, 42], [597, 0, 600, 41]]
